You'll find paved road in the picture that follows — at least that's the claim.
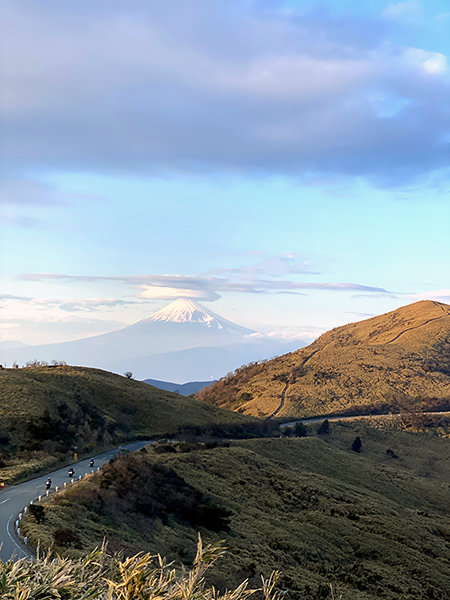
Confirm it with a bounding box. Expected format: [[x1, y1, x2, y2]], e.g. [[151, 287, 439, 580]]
[[0, 439, 152, 562], [280, 410, 450, 429]]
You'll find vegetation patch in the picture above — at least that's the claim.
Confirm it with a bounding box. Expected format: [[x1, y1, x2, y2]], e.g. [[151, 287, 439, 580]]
[[22, 422, 450, 600], [0, 365, 252, 483]]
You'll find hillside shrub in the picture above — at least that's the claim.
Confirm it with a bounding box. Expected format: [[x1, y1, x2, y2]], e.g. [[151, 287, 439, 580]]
[[29, 504, 45, 524], [53, 527, 82, 548], [92, 453, 232, 532], [351, 437, 362, 453], [176, 421, 279, 441], [318, 420, 331, 435]]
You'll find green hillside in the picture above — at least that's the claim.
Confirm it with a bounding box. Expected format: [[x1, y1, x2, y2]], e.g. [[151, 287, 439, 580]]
[[197, 300, 450, 418], [0, 365, 251, 482], [22, 422, 450, 600]]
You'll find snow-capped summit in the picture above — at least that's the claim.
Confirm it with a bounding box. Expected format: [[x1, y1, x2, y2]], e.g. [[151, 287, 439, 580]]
[[142, 298, 252, 334], [1, 297, 305, 381], [146, 299, 222, 327]]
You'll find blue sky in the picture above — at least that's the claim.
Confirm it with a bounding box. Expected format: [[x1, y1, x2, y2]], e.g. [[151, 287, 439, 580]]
[[1, 0, 449, 344]]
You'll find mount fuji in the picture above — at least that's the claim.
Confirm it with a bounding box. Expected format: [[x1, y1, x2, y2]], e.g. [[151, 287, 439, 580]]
[[1, 299, 305, 381]]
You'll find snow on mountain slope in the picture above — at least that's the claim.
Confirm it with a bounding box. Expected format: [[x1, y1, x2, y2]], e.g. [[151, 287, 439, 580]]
[[0, 299, 271, 375], [139, 298, 253, 334]]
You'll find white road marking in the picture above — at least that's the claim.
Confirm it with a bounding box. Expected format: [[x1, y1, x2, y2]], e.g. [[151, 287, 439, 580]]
[[0, 498, 10, 504], [6, 514, 30, 558]]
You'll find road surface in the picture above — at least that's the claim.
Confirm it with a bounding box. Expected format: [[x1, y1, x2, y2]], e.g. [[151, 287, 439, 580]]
[[0, 439, 152, 562], [280, 410, 450, 429]]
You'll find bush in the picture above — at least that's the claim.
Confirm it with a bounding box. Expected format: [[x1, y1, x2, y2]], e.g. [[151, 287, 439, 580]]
[[28, 504, 45, 524], [97, 454, 231, 532], [53, 528, 82, 548], [351, 436, 362, 453], [317, 420, 331, 435]]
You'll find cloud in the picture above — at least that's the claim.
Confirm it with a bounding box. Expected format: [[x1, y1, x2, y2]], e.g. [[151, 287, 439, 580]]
[[0, 294, 155, 314], [410, 289, 450, 303], [210, 252, 319, 277], [383, 1, 421, 20], [1, 1, 450, 182], [0, 179, 67, 207], [0, 294, 32, 302], [20, 261, 394, 300], [140, 287, 220, 301]]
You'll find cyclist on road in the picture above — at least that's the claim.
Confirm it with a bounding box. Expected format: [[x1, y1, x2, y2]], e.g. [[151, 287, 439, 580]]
[[89, 459, 94, 468], [68, 467, 74, 478], [45, 478, 51, 490]]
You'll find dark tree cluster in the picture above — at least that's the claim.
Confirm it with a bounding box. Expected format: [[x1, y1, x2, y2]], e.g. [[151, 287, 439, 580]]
[[23, 401, 107, 453]]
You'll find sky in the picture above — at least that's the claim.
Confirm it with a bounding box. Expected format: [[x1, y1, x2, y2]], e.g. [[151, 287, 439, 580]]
[[1, 0, 449, 345]]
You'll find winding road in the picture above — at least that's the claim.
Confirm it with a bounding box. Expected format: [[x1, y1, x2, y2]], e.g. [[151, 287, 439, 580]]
[[1, 409, 449, 562], [0, 439, 152, 562]]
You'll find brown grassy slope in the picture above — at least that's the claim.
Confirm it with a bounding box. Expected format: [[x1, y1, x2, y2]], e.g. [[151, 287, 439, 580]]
[[0, 365, 252, 482], [197, 300, 450, 418]]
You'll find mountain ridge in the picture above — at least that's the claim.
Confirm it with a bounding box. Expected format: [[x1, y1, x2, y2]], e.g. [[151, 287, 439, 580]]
[[197, 300, 450, 418]]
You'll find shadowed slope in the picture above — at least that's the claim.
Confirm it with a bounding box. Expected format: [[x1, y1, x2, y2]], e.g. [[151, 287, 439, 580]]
[[0, 365, 252, 482]]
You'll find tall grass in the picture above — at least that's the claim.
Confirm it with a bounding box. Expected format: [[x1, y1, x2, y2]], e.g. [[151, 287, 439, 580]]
[[0, 536, 284, 600]]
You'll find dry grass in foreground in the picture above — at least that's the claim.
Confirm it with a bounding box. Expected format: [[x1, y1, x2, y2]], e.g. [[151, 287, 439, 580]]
[[0, 536, 291, 600]]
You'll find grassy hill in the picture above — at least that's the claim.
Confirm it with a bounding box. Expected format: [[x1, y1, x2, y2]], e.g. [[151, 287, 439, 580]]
[[0, 365, 251, 482], [22, 422, 450, 600], [197, 300, 450, 418]]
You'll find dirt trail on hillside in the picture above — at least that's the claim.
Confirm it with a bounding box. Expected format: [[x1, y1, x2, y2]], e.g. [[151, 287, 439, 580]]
[[267, 349, 320, 418]]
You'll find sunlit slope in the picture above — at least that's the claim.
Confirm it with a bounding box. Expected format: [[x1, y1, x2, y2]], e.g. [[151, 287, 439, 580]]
[[0, 365, 252, 446], [197, 301, 450, 417]]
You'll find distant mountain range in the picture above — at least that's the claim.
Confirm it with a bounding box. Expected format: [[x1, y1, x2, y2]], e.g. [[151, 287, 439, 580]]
[[143, 378, 216, 396], [1, 299, 305, 381], [198, 300, 450, 418]]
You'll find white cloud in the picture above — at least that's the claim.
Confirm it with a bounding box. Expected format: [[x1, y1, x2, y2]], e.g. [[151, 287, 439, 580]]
[[403, 48, 447, 75], [410, 289, 450, 302], [140, 286, 220, 301], [383, 1, 421, 20]]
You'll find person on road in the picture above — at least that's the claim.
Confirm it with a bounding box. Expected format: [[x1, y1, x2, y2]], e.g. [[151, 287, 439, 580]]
[[68, 467, 74, 478], [89, 459, 94, 468], [45, 478, 51, 490]]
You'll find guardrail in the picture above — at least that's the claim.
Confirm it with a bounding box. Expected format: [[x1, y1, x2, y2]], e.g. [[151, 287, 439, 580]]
[[14, 467, 101, 551]]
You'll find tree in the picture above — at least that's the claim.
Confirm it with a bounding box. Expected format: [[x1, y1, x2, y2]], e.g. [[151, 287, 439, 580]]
[[317, 419, 331, 435], [351, 436, 362, 453], [293, 422, 307, 437], [124, 371, 133, 379]]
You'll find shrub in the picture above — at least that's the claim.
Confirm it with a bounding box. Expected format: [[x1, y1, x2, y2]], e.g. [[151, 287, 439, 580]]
[[53, 528, 82, 548], [28, 504, 45, 524], [351, 436, 362, 453], [317, 419, 331, 435]]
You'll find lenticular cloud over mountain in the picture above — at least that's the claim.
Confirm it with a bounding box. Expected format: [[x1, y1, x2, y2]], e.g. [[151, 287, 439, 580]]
[[1, 299, 304, 381]]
